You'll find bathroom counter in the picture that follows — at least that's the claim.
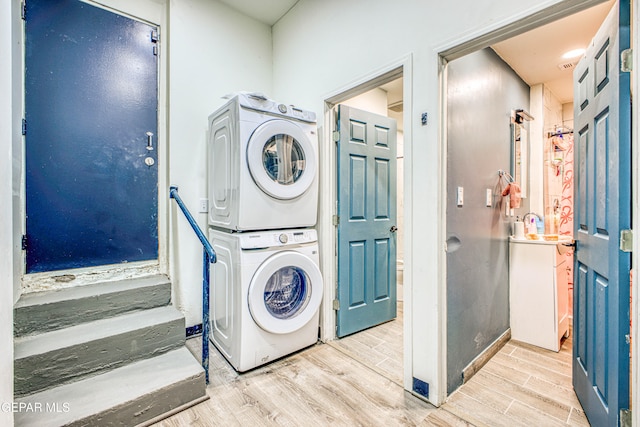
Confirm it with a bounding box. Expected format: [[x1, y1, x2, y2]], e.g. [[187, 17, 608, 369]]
[[509, 238, 570, 352], [509, 235, 572, 245]]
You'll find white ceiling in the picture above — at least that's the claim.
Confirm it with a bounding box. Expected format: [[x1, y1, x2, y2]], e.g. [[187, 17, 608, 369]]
[[222, 0, 613, 105], [217, 0, 298, 25], [492, 0, 614, 104]]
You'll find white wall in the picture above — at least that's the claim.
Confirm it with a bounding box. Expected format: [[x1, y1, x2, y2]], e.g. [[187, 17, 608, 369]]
[[530, 84, 545, 215], [168, 0, 273, 326], [341, 87, 388, 115], [530, 84, 564, 219], [562, 102, 575, 129], [271, 0, 590, 405], [0, 0, 15, 423]]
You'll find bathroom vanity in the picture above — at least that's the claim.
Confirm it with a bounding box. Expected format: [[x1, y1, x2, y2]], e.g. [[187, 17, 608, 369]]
[[509, 236, 570, 352]]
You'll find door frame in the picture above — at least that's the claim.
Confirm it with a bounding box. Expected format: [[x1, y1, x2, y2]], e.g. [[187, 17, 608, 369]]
[[437, 0, 638, 414], [320, 55, 413, 390], [18, 0, 170, 292]]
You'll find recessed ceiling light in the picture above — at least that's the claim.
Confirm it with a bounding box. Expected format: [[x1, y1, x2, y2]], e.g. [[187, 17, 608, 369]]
[[562, 48, 586, 59]]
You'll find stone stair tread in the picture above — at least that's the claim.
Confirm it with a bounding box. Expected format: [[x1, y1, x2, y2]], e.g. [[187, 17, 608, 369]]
[[15, 305, 183, 359], [15, 347, 206, 427], [15, 274, 170, 308], [14, 275, 171, 337]]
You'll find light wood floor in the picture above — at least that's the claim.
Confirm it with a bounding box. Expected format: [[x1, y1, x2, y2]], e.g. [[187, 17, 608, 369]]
[[328, 302, 404, 386], [154, 308, 589, 426]]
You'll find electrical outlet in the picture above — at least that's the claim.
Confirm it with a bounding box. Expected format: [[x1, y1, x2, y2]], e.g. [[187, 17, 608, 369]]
[[199, 198, 208, 213], [486, 189, 492, 207]]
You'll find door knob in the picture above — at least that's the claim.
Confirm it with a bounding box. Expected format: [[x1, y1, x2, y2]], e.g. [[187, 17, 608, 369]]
[[390, 225, 398, 233]]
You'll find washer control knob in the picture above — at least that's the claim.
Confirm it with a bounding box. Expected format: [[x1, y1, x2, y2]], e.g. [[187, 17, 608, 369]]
[[279, 233, 288, 244], [278, 104, 288, 114]]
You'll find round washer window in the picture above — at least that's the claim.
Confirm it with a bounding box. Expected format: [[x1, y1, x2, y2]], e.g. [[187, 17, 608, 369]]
[[263, 266, 310, 319], [246, 119, 317, 200], [262, 134, 306, 185]]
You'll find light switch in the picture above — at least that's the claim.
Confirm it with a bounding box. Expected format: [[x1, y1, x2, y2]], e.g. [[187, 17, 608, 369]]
[[457, 187, 464, 207], [486, 189, 492, 207]]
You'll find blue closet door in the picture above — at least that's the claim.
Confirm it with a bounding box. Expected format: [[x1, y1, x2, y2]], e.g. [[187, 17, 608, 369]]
[[572, 1, 631, 425], [25, 0, 159, 273]]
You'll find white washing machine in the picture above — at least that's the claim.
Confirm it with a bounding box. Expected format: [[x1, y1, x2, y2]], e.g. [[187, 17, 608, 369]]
[[207, 93, 318, 231], [208, 227, 323, 372]]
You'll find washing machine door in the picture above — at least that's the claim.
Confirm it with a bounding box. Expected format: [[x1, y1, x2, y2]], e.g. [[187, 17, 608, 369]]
[[246, 119, 317, 200], [248, 250, 323, 334]]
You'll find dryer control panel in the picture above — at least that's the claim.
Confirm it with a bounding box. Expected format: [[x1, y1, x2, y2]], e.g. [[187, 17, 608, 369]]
[[239, 229, 317, 249], [236, 92, 317, 123]]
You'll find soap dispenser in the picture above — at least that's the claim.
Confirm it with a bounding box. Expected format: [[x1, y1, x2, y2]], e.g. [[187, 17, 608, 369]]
[[527, 217, 537, 235], [513, 216, 525, 239]]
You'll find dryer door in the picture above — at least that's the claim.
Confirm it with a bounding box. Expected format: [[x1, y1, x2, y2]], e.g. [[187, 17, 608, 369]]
[[248, 250, 323, 334], [246, 119, 317, 200]]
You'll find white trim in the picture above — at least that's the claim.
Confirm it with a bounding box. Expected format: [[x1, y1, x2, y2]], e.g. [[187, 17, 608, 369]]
[[2, 1, 17, 425], [319, 54, 414, 393], [436, 54, 449, 406], [437, 0, 608, 61]]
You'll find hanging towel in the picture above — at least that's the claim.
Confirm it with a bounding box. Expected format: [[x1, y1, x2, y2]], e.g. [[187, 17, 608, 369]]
[[501, 182, 522, 209]]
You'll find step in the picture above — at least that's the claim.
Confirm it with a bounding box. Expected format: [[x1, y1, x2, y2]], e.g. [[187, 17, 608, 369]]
[[15, 274, 171, 337], [15, 306, 185, 397], [15, 347, 206, 427]]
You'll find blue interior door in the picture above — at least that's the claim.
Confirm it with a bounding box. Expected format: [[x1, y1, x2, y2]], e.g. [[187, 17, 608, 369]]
[[572, 1, 631, 425], [336, 105, 397, 337], [25, 0, 159, 273]]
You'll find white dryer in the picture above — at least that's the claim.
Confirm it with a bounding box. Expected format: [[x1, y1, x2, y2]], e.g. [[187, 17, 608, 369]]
[[209, 227, 323, 372], [208, 93, 318, 231]]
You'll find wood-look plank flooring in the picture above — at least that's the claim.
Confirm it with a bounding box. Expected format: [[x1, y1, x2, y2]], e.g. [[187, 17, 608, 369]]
[[328, 302, 404, 386], [154, 308, 589, 426]]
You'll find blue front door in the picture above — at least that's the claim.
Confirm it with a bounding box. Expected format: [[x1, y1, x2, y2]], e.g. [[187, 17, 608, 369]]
[[572, 1, 631, 425], [25, 0, 159, 273], [336, 105, 397, 337]]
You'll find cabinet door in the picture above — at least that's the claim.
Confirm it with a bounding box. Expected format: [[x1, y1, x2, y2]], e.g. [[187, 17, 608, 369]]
[[555, 255, 569, 344]]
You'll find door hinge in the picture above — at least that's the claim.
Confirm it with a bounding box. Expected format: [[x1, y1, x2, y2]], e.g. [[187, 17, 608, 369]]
[[151, 29, 159, 56], [620, 408, 631, 427], [332, 299, 340, 310], [21, 1, 26, 20], [332, 215, 340, 226], [21, 235, 27, 250], [332, 130, 340, 142], [621, 49, 633, 72], [21, 118, 27, 136], [620, 229, 633, 252]]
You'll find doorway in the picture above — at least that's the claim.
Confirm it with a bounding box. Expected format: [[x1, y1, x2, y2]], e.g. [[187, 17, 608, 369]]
[[329, 78, 405, 384], [444, 0, 631, 425], [320, 61, 412, 390], [24, 0, 160, 275]]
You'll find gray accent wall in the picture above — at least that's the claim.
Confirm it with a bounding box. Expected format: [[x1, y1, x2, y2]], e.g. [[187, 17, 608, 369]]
[[446, 48, 530, 393]]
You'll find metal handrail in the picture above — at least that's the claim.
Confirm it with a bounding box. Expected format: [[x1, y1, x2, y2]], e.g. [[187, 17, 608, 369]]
[[169, 185, 215, 384]]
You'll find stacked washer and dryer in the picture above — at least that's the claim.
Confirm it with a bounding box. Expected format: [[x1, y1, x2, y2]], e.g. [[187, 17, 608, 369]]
[[206, 93, 323, 372]]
